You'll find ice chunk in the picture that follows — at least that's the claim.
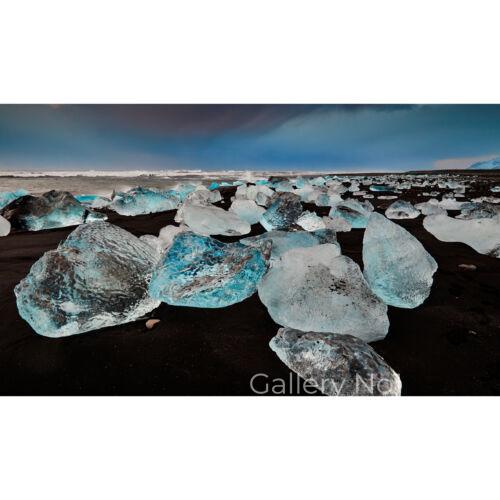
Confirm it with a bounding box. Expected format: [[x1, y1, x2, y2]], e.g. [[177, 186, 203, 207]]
[[0, 214, 10, 236], [259, 192, 303, 231], [322, 216, 352, 232], [328, 199, 374, 228], [14, 222, 161, 337], [149, 232, 270, 308], [258, 245, 389, 342], [158, 224, 188, 250], [110, 186, 180, 215], [385, 200, 420, 219], [456, 202, 500, 220], [363, 213, 437, 308], [424, 214, 500, 258], [139, 234, 165, 257], [296, 211, 326, 231], [270, 327, 402, 396], [0, 190, 105, 231], [177, 203, 250, 236], [242, 229, 338, 263], [438, 196, 466, 210], [75, 194, 112, 209], [0, 189, 29, 210], [229, 199, 265, 225], [415, 199, 446, 216]]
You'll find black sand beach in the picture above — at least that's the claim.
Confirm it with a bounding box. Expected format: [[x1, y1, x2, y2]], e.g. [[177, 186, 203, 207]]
[[0, 174, 499, 395]]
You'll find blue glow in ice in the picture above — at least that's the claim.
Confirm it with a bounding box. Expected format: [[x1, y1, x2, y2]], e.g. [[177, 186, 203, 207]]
[[111, 187, 181, 215], [149, 232, 270, 308], [0, 189, 29, 209]]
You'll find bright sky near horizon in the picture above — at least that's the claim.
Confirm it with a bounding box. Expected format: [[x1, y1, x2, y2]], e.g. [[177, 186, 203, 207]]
[[1, 104, 499, 172]]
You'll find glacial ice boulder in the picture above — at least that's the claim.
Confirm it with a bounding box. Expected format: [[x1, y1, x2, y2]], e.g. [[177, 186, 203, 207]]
[[0, 189, 29, 210], [455, 202, 500, 220], [0, 214, 11, 236], [177, 203, 251, 236], [110, 186, 181, 215], [75, 194, 112, 209], [363, 213, 437, 308], [229, 199, 266, 225], [322, 216, 352, 232], [14, 222, 161, 337], [259, 192, 303, 231], [328, 199, 374, 228], [258, 244, 389, 342], [241, 229, 338, 263], [423, 214, 500, 258], [296, 211, 327, 231], [0, 190, 106, 231], [415, 199, 446, 216], [149, 232, 270, 308], [384, 200, 420, 219], [270, 327, 402, 396]]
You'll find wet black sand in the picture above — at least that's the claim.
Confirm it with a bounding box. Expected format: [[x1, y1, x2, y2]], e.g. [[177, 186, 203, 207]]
[[0, 174, 499, 395]]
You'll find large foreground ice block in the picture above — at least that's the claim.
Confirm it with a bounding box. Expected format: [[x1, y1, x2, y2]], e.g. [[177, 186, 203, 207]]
[[149, 232, 270, 307], [241, 229, 338, 263], [110, 186, 180, 215], [258, 244, 389, 342], [15, 222, 161, 337], [423, 214, 500, 258], [259, 192, 303, 231], [177, 203, 251, 236], [270, 327, 402, 396], [363, 213, 437, 308], [0, 190, 105, 231], [328, 199, 374, 228]]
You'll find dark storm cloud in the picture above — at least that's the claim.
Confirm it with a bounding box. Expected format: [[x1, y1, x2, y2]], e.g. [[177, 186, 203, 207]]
[[0, 104, 499, 170]]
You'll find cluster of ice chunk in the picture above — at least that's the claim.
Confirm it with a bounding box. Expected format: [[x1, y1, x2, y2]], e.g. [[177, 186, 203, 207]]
[[110, 186, 180, 215]]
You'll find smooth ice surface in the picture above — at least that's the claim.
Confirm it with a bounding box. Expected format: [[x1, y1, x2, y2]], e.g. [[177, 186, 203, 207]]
[[149, 232, 270, 308], [270, 327, 402, 396], [15, 222, 161, 337], [260, 192, 303, 231], [258, 244, 389, 342], [0, 189, 29, 209], [110, 186, 180, 215], [229, 199, 265, 225], [328, 199, 374, 228], [0, 190, 105, 231], [424, 214, 500, 258], [363, 213, 437, 308], [385, 200, 420, 219], [179, 203, 251, 236], [0, 214, 10, 236], [242, 229, 338, 262]]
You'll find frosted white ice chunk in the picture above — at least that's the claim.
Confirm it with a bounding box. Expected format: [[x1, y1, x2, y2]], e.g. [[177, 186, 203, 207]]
[[257, 244, 389, 342], [385, 200, 420, 219], [423, 214, 500, 258], [0, 214, 10, 236], [229, 199, 266, 225]]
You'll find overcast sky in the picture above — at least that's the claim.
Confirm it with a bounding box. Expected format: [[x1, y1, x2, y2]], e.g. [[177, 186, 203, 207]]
[[1, 104, 499, 171]]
